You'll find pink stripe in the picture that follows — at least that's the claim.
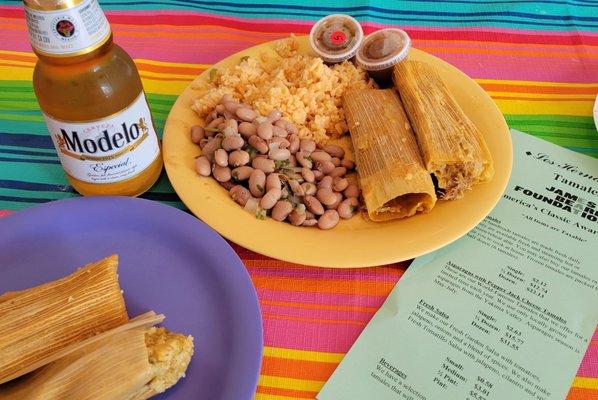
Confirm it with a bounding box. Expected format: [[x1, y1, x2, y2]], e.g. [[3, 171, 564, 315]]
[[577, 343, 598, 376], [257, 288, 388, 309], [247, 266, 401, 282], [0, 210, 14, 218], [263, 315, 369, 352], [427, 54, 598, 83], [262, 304, 375, 322]]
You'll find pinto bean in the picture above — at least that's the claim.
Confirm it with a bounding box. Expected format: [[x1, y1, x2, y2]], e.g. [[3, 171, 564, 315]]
[[238, 122, 257, 138], [316, 188, 337, 206], [268, 148, 291, 161], [310, 151, 332, 163], [194, 156, 211, 176], [221, 135, 244, 151], [231, 166, 253, 181], [322, 144, 345, 158], [229, 185, 251, 206], [228, 150, 250, 167], [304, 195, 325, 216], [338, 197, 359, 219], [248, 169, 266, 197], [252, 157, 275, 173], [260, 188, 282, 210], [190, 125, 205, 144], [236, 107, 256, 122], [214, 148, 228, 167], [212, 165, 231, 182], [301, 168, 315, 183], [316, 160, 335, 174], [299, 139, 316, 153], [248, 135, 269, 154], [332, 177, 349, 192], [266, 173, 281, 191], [317, 210, 339, 230], [344, 183, 361, 198], [329, 167, 347, 178], [271, 200, 293, 221], [287, 210, 306, 226], [257, 122, 273, 140]]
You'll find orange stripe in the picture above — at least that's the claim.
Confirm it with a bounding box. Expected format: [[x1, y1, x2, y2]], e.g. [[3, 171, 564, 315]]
[[138, 73, 192, 82], [480, 83, 598, 95], [251, 275, 396, 295], [566, 386, 598, 400], [491, 95, 593, 101], [261, 299, 379, 313], [135, 61, 203, 75], [261, 356, 337, 381], [263, 312, 367, 326], [0, 53, 36, 63], [0, 62, 32, 69], [256, 385, 317, 399]]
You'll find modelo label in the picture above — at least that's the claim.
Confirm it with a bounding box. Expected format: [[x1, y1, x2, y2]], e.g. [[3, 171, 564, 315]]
[[24, 0, 111, 56], [46, 93, 160, 184]]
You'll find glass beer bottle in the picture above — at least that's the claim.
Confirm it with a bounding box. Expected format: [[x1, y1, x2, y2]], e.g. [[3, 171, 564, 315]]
[[24, 0, 163, 196]]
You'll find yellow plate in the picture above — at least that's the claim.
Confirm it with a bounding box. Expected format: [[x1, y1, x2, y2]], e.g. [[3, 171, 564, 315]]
[[163, 36, 512, 268]]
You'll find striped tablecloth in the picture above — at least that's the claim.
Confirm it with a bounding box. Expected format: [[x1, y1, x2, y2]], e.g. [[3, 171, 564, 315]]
[[1, 1, 597, 399]]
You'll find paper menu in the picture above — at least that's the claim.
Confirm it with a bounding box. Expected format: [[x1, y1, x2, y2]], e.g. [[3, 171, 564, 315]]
[[318, 130, 598, 400]]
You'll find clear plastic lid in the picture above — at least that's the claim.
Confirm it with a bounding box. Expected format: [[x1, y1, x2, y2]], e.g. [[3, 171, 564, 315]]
[[309, 14, 364, 63], [356, 29, 411, 71]]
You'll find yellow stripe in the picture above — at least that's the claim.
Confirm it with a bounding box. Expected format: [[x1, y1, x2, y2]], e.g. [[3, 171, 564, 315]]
[[263, 346, 344, 363], [477, 78, 598, 88], [0, 66, 33, 80], [258, 374, 324, 392], [572, 376, 598, 389], [139, 69, 196, 80], [494, 99, 594, 116], [140, 78, 189, 96], [134, 57, 210, 70], [255, 393, 309, 400]]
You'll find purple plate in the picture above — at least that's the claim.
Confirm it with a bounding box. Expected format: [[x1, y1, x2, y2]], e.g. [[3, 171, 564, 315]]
[[0, 196, 263, 399]]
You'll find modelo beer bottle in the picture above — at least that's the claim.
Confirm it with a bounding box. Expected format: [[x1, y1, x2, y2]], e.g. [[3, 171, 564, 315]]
[[24, 0, 162, 196]]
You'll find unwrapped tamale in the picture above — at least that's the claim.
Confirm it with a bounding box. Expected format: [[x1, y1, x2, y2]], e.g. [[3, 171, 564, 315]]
[[0, 255, 128, 384], [343, 88, 437, 221], [393, 60, 494, 200]]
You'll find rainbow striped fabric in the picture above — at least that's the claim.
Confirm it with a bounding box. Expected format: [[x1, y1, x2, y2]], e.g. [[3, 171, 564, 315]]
[[0, 0, 597, 399]]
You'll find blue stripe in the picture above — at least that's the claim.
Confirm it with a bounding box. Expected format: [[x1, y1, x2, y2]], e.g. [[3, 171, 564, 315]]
[[0, 195, 50, 204], [0, 179, 181, 202], [0, 148, 58, 157], [0, 133, 53, 150], [0, 180, 75, 193], [0, 157, 61, 165]]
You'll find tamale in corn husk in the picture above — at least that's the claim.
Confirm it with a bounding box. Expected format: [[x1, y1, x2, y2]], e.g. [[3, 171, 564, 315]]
[[393, 61, 494, 200], [0, 254, 128, 384], [343, 89, 437, 221], [0, 313, 194, 400], [0, 329, 153, 400]]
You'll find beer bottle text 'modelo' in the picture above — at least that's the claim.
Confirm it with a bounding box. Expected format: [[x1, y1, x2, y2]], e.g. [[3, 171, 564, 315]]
[[24, 0, 163, 196]]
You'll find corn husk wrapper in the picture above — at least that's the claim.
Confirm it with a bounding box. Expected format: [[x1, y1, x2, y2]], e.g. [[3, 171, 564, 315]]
[[343, 89, 437, 221], [393, 61, 494, 200], [0, 312, 167, 400], [0, 255, 128, 384]]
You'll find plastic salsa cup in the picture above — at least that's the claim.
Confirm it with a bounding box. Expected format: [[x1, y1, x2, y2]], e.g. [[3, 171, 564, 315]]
[[309, 14, 364, 64], [356, 28, 411, 86]]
